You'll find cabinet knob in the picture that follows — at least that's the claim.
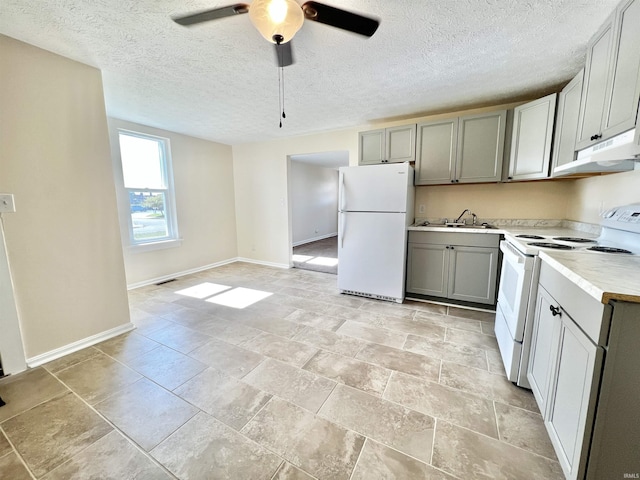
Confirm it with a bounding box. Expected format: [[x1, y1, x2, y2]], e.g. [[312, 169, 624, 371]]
[[549, 305, 561, 317], [508, 176, 513, 180], [451, 180, 455, 183]]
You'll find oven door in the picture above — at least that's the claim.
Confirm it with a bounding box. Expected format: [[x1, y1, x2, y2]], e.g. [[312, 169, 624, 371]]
[[496, 240, 534, 342]]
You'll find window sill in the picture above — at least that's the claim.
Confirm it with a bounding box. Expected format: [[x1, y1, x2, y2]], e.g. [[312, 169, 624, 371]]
[[127, 238, 183, 254]]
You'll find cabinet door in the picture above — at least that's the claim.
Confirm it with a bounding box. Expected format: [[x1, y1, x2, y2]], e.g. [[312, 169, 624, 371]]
[[358, 129, 385, 165], [601, 0, 640, 139], [456, 110, 506, 183], [447, 246, 498, 305], [508, 94, 557, 181], [552, 70, 584, 174], [546, 312, 604, 480], [527, 286, 562, 418], [406, 243, 449, 298], [576, 16, 615, 149], [414, 119, 457, 185], [386, 124, 417, 163]]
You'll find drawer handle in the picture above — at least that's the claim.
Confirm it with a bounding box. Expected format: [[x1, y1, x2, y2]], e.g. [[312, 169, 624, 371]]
[[590, 134, 602, 141], [549, 305, 562, 317]]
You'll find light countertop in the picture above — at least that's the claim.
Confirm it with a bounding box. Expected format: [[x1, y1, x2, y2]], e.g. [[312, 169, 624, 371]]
[[408, 221, 639, 305], [539, 250, 640, 305]]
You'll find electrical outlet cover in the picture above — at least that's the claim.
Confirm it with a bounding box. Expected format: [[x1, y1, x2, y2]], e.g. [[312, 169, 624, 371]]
[[0, 194, 16, 213]]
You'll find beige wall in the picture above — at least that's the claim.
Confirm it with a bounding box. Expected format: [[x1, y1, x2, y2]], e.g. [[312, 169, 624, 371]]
[[108, 118, 238, 287], [415, 180, 573, 221], [0, 35, 130, 359], [232, 129, 358, 266], [567, 168, 640, 224]]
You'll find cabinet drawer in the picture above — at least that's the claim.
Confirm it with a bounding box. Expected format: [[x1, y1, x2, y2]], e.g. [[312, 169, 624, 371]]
[[539, 260, 610, 346], [408, 230, 500, 248]]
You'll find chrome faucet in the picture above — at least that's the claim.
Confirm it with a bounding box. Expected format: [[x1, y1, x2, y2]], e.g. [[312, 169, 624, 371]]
[[454, 208, 471, 224]]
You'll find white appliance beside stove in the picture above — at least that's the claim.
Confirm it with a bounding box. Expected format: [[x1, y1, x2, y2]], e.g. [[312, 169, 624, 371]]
[[495, 203, 640, 388]]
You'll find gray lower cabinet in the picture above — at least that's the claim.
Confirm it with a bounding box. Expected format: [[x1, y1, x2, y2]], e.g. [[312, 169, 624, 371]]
[[528, 260, 640, 480], [358, 124, 416, 165], [406, 231, 499, 305], [415, 110, 507, 185], [506, 93, 557, 181]]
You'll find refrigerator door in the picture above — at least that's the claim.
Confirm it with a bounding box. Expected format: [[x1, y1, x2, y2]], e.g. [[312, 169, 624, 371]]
[[338, 211, 408, 302], [339, 163, 412, 213]]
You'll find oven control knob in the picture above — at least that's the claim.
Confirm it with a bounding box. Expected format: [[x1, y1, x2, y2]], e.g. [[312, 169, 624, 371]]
[[549, 305, 562, 317]]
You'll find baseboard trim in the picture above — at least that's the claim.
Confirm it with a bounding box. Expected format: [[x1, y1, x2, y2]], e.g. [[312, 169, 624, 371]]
[[127, 258, 238, 290], [236, 257, 290, 269], [26, 322, 135, 368], [293, 232, 338, 247]]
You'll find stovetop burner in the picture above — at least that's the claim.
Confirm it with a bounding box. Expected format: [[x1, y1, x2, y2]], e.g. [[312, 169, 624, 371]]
[[527, 242, 575, 250], [516, 235, 545, 240], [553, 237, 597, 243], [587, 246, 633, 254]]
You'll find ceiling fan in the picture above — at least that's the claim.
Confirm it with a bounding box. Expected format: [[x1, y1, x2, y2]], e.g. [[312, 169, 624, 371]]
[[172, 1, 380, 67]]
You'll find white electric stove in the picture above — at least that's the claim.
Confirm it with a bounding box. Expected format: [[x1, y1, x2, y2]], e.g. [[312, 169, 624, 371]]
[[495, 204, 640, 388]]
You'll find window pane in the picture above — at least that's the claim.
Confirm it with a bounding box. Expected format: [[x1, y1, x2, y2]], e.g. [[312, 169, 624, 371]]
[[129, 191, 169, 241], [119, 133, 166, 189]]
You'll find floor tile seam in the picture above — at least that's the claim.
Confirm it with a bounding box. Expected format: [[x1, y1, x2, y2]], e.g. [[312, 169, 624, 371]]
[[0, 388, 70, 426], [382, 372, 508, 425], [493, 400, 502, 442], [343, 316, 442, 342], [346, 436, 367, 480], [53, 376, 184, 479], [337, 320, 410, 346], [433, 417, 561, 464], [0, 424, 37, 479], [24, 384, 118, 477]]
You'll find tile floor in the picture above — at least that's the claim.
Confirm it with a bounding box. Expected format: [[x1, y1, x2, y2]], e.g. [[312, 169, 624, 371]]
[[292, 236, 338, 275], [0, 262, 564, 479]]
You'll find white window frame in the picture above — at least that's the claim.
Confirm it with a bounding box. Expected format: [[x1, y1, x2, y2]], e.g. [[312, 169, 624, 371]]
[[117, 129, 180, 251]]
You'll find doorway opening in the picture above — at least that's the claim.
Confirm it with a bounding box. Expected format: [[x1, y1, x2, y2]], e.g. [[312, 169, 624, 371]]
[[288, 151, 349, 275]]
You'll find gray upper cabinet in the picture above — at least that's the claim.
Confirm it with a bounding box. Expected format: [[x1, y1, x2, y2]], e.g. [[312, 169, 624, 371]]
[[358, 129, 385, 165], [507, 93, 557, 181], [414, 118, 458, 185], [386, 124, 417, 163], [576, 0, 640, 150], [601, 0, 640, 138], [415, 110, 506, 185], [358, 124, 416, 165], [552, 70, 584, 175]]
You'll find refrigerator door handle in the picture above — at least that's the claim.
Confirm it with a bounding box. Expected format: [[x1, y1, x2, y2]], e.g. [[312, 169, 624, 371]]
[[339, 171, 346, 212], [341, 213, 346, 248]]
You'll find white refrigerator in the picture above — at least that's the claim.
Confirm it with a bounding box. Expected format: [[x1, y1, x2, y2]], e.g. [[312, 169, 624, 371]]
[[338, 163, 414, 303]]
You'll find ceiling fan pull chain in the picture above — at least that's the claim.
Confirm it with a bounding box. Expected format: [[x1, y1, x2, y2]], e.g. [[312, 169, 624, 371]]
[[281, 66, 286, 120], [278, 63, 283, 128]]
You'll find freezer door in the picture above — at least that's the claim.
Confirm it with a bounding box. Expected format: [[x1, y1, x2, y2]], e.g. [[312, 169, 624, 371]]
[[339, 163, 412, 213], [338, 212, 407, 302]]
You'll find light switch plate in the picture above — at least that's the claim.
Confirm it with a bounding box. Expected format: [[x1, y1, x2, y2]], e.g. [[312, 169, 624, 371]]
[[0, 194, 16, 213]]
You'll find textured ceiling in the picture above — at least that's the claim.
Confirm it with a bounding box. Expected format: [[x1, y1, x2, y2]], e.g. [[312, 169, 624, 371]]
[[0, 0, 620, 145]]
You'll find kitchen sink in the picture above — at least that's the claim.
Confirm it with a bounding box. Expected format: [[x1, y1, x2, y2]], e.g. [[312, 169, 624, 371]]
[[415, 223, 497, 229]]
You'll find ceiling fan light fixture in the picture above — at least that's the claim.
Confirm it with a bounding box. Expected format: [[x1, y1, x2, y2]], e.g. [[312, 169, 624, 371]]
[[249, 0, 304, 44]]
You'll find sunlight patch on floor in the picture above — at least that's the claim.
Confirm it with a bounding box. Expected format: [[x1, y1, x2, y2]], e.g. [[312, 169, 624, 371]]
[[175, 282, 272, 308], [205, 287, 273, 309], [175, 282, 232, 299]]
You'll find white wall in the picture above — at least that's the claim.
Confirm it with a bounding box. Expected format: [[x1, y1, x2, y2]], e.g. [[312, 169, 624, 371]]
[[108, 118, 238, 287], [0, 35, 130, 361], [232, 129, 359, 267], [290, 161, 339, 245]]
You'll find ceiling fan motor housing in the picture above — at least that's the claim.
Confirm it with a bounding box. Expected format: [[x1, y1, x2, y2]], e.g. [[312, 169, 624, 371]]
[[249, 0, 304, 44]]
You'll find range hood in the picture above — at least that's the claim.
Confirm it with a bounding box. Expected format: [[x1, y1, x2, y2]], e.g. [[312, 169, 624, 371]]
[[555, 128, 640, 175]]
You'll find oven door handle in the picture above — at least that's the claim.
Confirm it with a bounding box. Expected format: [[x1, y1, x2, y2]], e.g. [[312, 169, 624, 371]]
[[500, 240, 526, 265]]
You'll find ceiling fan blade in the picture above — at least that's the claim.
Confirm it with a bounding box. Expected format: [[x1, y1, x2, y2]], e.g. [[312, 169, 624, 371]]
[[173, 3, 249, 26], [301, 1, 379, 37], [274, 41, 295, 67]]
